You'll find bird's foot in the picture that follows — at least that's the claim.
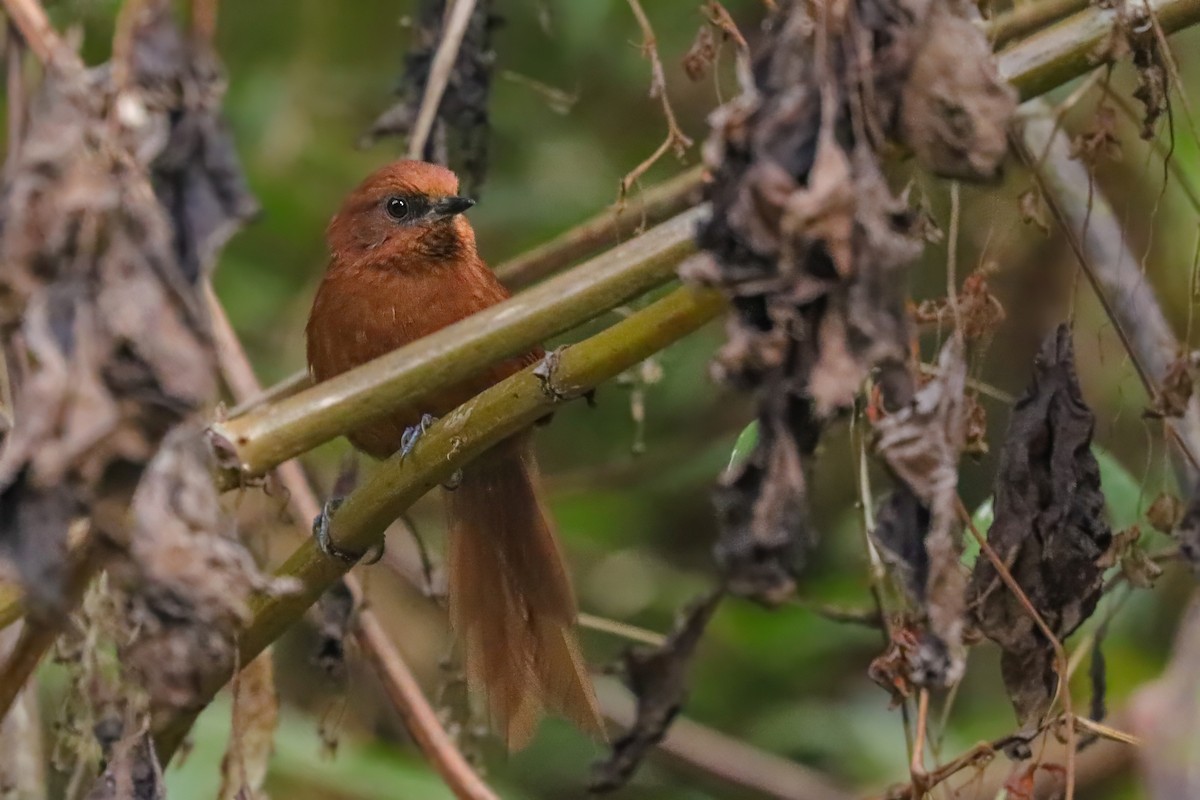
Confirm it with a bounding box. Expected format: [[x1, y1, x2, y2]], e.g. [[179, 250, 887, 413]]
[[313, 497, 385, 564], [400, 413, 437, 459]]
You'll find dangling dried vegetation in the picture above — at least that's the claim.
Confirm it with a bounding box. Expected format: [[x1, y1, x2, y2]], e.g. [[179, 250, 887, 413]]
[[688, 0, 1014, 607]]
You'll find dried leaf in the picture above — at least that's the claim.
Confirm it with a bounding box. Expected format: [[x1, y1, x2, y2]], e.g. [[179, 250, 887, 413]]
[[1018, 187, 1050, 235], [682, 25, 717, 81], [900, 7, 1017, 181], [1146, 492, 1184, 533], [696, 0, 1008, 597], [968, 325, 1113, 732], [117, 428, 295, 720], [0, 68, 214, 612], [1071, 105, 1122, 166], [873, 337, 969, 686], [218, 652, 278, 800], [312, 579, 355, 684], [129, 3, 259, 283], [590, 591, 722, 793], [712, 398, 817, 604], [84, 726, 164, 800], [1143, 352, 1194, 420]]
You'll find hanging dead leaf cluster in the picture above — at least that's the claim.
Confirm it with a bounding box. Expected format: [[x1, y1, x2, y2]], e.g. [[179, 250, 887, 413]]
[[360, 0, 499, 196], [687, 0, 1015, 605], [0, 3, 273, 789]]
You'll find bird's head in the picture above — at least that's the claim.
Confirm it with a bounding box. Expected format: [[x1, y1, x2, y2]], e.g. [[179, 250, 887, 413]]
[[326, 160, 477, 268]]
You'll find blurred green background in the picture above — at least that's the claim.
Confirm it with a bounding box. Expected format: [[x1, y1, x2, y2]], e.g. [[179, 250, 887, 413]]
[[36, 1, 1200, 797]]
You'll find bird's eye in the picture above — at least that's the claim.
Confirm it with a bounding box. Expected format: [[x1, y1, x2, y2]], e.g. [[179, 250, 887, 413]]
[[385, 197, 409, 221]]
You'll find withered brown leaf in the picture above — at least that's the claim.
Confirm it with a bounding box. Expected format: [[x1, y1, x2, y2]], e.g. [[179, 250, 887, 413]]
[[590, 590, 723, 793], [967, 325, 1112, 735], [873, 336, 968, 686]]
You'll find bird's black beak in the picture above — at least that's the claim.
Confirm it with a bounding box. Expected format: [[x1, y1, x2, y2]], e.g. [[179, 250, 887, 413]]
[[432, 196, 475, 219]]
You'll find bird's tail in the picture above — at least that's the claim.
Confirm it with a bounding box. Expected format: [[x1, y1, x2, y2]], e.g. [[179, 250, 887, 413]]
[[444, 433, 604, 749]]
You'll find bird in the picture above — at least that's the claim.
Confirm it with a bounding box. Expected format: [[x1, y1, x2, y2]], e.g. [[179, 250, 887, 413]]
[[305, 159, 604, 748]]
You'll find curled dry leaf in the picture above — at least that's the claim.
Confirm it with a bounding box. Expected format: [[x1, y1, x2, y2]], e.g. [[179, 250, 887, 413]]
[[693, 0, 1012, 602], [118, 428, 295, 723], [872, 336, 969, 686], [1114, 0, 1170, 139], [218, 652, 279, 800], [899, 7, 1016, 182], [913, 272, 1006, 341], [1145, 493, 1183, 534], [1143, 352, 1194, 420], [682, 24, 717, 82], [590, 590, 723, 793], [967, 325, 1112, 737], [1070, 104, 1122, 166], [312, 578, 356, 684], [84, 726, 164, 800], [360, 0, 499, 196], [129, 0, 260, 282], [0, 67, 214, 613]]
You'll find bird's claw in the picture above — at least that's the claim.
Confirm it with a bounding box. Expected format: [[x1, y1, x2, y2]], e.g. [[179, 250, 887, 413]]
[[313, 497, 385, 564], [400, 413, 437, 459]]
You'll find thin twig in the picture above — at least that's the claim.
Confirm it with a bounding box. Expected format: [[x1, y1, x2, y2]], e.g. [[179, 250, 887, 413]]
[[603, 689, 855, 800], [577, 612, 667, 647], [957, 498, 1076, 800], [407, 0, 478, 160], [191, 0, 217, 44], [621, 0, 693, 200], [1015, 104, 1200, 480], [909, 689, 930, 789], [495, 166, 704, 289], [4, 21, 25, 180], [0, 0, 78, 69], [357, 613, 499, 800]]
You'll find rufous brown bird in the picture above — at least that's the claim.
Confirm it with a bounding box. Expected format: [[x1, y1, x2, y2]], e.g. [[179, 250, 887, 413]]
[[306, 160, 603, 748]]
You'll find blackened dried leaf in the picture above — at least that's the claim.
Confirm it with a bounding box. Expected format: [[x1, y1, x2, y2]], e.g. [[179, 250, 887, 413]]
[[713, 397, 818, 604], [590, 591, 723, 793], [968, 325, 1112, 732], [873, 336, 968, 686], [360, 0, 499, 196], [130, 2, 260, 283], [312, 579, 355, 683], [84, 727, 164, 800]]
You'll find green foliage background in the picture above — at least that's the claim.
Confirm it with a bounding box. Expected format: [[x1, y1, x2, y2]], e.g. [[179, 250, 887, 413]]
[[41, 1, 1200, 797]]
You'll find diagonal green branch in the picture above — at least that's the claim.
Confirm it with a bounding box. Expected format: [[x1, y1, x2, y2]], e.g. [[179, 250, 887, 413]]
[[156, 285, 726, 759], [211, 205, 707, 484]]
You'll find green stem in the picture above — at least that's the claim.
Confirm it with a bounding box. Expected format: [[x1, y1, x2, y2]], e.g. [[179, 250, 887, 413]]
[[211, 205, 706, 484], [996, 0, 1200, 100], [156, 285, 726, 760], [493, 165, 704, 288]]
